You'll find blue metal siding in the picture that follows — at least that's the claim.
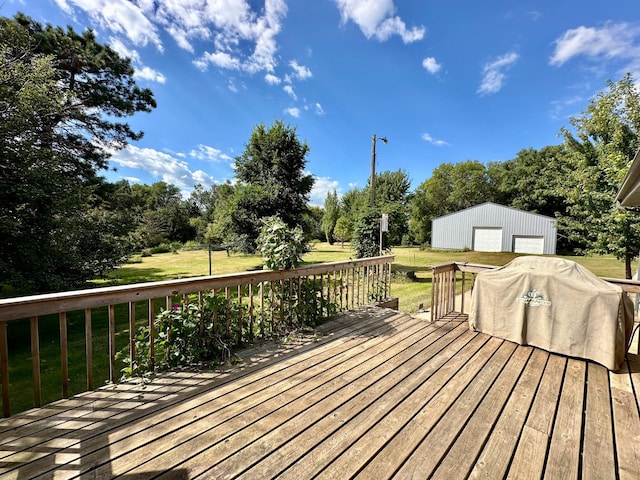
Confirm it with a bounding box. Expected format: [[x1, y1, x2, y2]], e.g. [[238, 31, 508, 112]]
[[431, 203, 557, 254]]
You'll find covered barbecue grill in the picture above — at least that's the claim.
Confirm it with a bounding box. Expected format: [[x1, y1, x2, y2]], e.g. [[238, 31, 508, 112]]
[[469, 256, 634, 370]]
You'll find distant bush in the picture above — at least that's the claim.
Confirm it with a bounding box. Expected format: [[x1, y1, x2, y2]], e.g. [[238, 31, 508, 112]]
[[141, 249, 152, 257], [126, 255, 143, 264], [150, 244, 174, 254], [182, 241, 205, 251]]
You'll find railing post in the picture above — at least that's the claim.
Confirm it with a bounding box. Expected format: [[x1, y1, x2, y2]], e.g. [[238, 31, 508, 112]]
[[30, 317, 41, 407], [1, 321, 10, 417], [85, 309, 93, 390], [108, 304, 116, 383], [148, 298, 155, 371], [128, 302, 136, 378], [59, 312, 69, 398]]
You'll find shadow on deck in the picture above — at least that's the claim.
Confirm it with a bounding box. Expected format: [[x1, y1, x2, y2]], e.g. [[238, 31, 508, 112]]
[[0, 306, 638, 479]]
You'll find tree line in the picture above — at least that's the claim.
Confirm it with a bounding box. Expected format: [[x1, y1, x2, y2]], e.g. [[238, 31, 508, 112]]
[[2, 13, 640, 295]]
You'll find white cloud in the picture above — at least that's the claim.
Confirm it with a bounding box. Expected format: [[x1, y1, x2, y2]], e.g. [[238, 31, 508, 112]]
[[550, 22, 640, 69], [189, 144, 233, 162], [55, 0, 163, 51], [422, 57, 441, 74], [194, 51, 241, 71], [289, 60, 312, 80], [108, 37, 141, 63], [182, 0, 288, 74], [265, 73, 281, 85], [284, 85, 298, 100], [109, 37, 166, 84], [109, 145, 215, 189], [59, 0, 288, 77], [284, 107, 300, 117], [134, 66, 167, 84], [478, 51, 519, 95], [315, 103, 325, 115], [335, 0, 425, 44], [421, 133, 449, 146], [310, 176, 340, 206]]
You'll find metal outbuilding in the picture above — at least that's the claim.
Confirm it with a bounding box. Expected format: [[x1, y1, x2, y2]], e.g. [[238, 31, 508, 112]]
[[431, 202, 557, 254]]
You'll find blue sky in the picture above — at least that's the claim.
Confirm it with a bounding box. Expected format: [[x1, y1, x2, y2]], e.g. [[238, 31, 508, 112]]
[[7, 0, 640, 204]]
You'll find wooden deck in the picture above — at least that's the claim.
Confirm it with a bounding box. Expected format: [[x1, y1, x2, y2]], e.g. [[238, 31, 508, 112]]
[[0, 306, 638, 479]]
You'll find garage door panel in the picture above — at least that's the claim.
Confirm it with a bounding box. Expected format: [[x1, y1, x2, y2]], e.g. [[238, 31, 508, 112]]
[[473, 228, 502, 252], [513, 236, 544, 254]]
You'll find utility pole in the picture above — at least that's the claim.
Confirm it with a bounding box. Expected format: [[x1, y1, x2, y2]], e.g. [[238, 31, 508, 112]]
[[370, 134, 387, 206]]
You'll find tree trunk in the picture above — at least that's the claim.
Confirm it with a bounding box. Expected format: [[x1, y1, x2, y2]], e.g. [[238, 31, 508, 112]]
[[625, 251, 633, 279]]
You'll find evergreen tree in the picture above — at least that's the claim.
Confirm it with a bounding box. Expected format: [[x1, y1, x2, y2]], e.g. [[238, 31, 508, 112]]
[[0, 14, 156, 292]]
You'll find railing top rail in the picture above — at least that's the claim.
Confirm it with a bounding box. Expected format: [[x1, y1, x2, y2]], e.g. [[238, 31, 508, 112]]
[[0, 255, 394, 322], [432, 261, 640, 294], [602, 277, 640, 294], [431, 262, 497, 274]]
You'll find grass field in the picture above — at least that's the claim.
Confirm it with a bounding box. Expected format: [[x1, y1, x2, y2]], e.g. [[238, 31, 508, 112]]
[[107, 242, 635, 313]]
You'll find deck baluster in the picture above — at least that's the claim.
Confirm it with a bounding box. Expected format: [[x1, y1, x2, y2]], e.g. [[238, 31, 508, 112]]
[[0, 321, 8, 417], [59, 312, 68, 398], [30, 316, 41, 407]]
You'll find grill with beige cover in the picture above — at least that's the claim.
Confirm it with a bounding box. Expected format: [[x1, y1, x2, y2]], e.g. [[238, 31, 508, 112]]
[[469, 256, 634, 371]]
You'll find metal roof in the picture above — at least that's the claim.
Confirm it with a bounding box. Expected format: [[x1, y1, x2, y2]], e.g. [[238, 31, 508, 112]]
[[616, 148, 640, 207]]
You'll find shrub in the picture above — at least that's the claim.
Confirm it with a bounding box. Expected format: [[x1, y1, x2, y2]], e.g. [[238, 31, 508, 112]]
[[257, 216, 307, 270], [118, 292, 247, 378], [150, 244, 173, 254]]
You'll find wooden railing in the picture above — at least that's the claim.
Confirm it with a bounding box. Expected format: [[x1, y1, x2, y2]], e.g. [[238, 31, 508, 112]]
[[0, 256, 393, 417], [430, 262, 496, 321]]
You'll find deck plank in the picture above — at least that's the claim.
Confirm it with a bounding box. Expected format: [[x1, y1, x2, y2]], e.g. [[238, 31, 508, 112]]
[[544, 358, 586, 480], [392, 340, 519, 479], [40, 312, 413, 479], [24, 311, 405, 479], [610, 358, 640, 480], [507, 354, 566, 480], [351, 335, 501, 480], [469, 348, 549, 480], [430, 345, 533, 479], [207, 321, 471, 480], [274, 324, 480, 480], [582, 362, 616, 479]]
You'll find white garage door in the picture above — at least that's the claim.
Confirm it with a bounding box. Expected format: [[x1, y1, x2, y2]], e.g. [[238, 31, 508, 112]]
[[473, 227, 502, 252], [513, 236, 544, 254]]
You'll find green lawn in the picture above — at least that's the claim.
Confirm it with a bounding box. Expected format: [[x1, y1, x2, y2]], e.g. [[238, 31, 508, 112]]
[[107, 242, 635, 313]]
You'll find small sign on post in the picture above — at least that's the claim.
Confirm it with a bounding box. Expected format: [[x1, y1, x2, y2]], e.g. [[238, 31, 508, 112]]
[[380, 214, 389, 255]]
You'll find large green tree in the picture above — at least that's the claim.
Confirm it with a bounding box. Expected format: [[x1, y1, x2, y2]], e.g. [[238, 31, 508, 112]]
[[372, 170, 412, 245], [409, 160, 496, 244], [213, 120, 314, 251], [489, 145, 570, 218], [0, 15, 156, 292], [558, 74, 640, 278]]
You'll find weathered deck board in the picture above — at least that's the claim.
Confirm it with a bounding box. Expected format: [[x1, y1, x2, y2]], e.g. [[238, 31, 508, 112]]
[[0, 307, 637, 480]]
